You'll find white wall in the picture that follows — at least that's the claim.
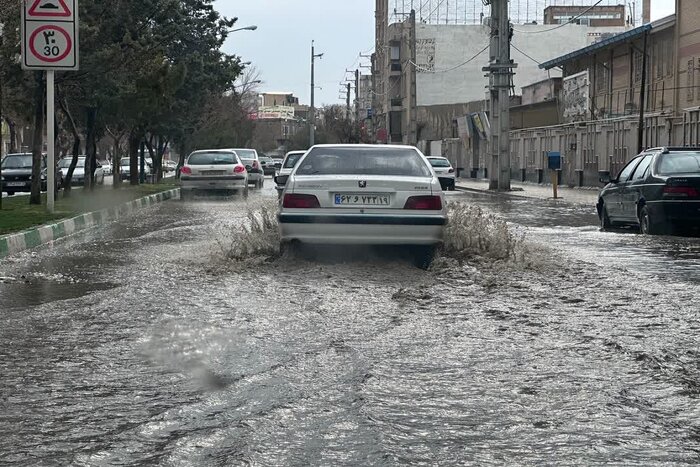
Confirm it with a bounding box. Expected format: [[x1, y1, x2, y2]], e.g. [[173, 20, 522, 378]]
[[415, 23, 626, 106]]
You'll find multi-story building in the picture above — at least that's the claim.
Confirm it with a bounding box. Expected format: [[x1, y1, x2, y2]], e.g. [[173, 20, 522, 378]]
[[543, 4, 627, 27], [371, 0, 628, 146]]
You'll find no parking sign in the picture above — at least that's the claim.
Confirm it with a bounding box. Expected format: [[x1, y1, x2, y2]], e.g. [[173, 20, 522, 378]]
[[21, 0, 79, 70]]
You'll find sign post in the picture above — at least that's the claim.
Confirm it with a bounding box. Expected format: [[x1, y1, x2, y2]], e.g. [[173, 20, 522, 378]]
[[547, 151, 561, 199], [21, 0, 79, 213]]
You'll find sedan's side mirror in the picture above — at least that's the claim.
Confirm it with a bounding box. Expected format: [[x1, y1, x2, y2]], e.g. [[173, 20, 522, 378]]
[[274, 175, 289, 186]]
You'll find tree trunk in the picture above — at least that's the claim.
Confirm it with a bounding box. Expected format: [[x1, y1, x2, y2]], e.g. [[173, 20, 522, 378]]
[[58, 97, 81, 195], [85, 107, 98, 190], [7, 118, 17, 153], [112, 134, 122, 187], [129, 130, 140, 185], [30, 72, 45, 205]]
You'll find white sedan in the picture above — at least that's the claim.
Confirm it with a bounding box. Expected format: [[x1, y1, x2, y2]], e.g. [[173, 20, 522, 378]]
[[277, 144, 447, 267], [180, 149, 249, 199]]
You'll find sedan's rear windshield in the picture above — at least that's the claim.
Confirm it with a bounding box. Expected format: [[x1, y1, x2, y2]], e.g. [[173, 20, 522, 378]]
[[233, 149, 256, 159], [429, 158, 450, 168], [295, 147, 432, 177], [188, 152, 238, 165], [657, 152, 700, 175], [2, 155, 33, 169], [283, 153, 305, 168]]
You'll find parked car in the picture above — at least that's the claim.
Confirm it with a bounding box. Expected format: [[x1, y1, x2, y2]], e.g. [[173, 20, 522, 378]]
[[427, 156, 456, 191], [272, 157, 284, 170], [1, 153, 63, 195], [259, 156, 277, 176], [120, 157, 152, 180], [180, 149, 248, 200], [58, 156, 105, 186], [100, 160, 113, 176], [163, 160, 177, 172], [275, 150, 306, 198], [597, 147, 700, 235], [228, 148, 264, 188], [277, 144, 447, 268]]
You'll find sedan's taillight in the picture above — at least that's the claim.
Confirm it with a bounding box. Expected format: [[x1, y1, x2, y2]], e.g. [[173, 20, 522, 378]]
[[663, 186, 699, 198], [283, 194, 320, 208], [252, 160, 259, 169], [181, 166, 192, 175], [404, 195, 442, 210], [234, 165, 246, 173]]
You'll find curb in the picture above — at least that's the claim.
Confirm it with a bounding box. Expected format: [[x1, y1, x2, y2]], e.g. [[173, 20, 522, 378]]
[[0, 188, 180, 260]]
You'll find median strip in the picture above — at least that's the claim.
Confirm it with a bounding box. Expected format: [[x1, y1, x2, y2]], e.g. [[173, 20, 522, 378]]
[[0, 188, 180, 259]]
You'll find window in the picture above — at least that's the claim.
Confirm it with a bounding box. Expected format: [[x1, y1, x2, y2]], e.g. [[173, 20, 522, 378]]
[[296, 147, 432, 177], [657, 152, 700, 175], [617, 156, 642, 182], [58, 158, 85, 168], [631, 155, 653, 181], [633, 50, 644, 84], [187, 152, 238, 165], [428, 158, 451, 168], [283, 153, 304, 168], [596, 61, 610, 93], [688, 59, 695, 101], [1, 155, 33, 169]]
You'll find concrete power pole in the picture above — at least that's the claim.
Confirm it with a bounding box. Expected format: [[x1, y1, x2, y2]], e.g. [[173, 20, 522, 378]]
[[310, 41, 324, 147], [484, 0, 516, 191], [346, 83, 351, 120]]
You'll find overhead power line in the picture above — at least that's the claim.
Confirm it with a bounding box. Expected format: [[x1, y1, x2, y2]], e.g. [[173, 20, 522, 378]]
[[409, 43, 489, 73]]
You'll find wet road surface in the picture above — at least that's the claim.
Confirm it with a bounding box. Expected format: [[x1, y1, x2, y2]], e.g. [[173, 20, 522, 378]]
[[1, 180, 699, 465]]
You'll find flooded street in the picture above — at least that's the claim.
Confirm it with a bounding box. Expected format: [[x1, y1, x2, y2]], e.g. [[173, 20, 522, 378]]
[[1, 181, 700, 465]]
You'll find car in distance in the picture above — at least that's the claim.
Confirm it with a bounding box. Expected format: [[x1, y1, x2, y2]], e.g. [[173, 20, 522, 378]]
[[259, 155, 277, 176], [99, 160, 113, 176], [58, 156, 105, 186], [228, 148, 264, 189], [1, 153, 63, 195], [597, 147, 700, 235], [277, 144, 447, 268], [427, 156, 456, 191], [275, 150, 306, 198], [180, 149, 248, 199], [120, 157, 152, 180]]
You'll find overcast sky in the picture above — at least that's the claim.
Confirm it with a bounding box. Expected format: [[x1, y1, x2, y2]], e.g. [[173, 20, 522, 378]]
[[216, 0, 676, 107]]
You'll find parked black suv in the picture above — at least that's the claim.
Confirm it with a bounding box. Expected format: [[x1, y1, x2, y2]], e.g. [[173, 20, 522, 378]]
[[597, 147, 700, 235], [1, 153, 64, 196]]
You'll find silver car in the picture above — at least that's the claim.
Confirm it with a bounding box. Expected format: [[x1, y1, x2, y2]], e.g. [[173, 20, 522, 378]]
[[58, 156, 105, 185], [180, 149, 248, 199], [427, 156, 456, 191], [228, 148, 264, 188], [278, 144, 447, 268], [275, 150, 306, 198]]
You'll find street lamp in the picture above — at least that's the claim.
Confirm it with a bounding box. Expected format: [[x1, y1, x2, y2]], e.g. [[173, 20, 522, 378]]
[[310, 40, 324, 146], [229, 25, 258, 33]]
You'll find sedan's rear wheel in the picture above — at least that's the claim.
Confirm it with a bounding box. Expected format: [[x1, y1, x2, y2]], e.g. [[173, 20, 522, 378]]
[[600, 203, 612, 231], [639, 206, 664, 235], [412, 245, 436, 270]]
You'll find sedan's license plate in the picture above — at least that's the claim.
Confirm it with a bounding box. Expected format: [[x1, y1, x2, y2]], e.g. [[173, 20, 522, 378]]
[[202, 171, 225, 176], [335, 193, 390, 206], [6, 182, 25, 187]]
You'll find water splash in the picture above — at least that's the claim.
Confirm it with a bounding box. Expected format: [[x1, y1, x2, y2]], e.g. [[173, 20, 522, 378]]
[[217, 200, 281, 260]]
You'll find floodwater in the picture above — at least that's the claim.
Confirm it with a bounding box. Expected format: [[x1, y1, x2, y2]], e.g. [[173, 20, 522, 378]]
[[1, 181, 699, 465]]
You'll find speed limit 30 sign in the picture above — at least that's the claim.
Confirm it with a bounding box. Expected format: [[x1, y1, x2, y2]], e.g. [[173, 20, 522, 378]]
[[21, 0, 79, 70]]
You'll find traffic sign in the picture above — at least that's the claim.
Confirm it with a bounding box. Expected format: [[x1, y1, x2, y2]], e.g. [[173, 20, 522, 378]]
[[28, 0, 73, 20], [21, 0, 79, 71]]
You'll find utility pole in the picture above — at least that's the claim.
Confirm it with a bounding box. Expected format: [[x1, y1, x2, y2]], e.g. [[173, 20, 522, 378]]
[[637, 30, 648, 154], [483, 0, 516, 191], [346, 83, 351, 120], [310, 40, 324, 147]]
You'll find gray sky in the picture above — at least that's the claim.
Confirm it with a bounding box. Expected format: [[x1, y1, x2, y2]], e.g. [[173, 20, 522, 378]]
[[217, 0, 676, 107]]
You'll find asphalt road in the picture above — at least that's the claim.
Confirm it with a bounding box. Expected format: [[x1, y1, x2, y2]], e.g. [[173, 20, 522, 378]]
[[1, 179, 699, 465]]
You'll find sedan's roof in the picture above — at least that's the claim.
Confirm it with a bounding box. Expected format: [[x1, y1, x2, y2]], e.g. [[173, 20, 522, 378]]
[[310, 144, 419, 150]]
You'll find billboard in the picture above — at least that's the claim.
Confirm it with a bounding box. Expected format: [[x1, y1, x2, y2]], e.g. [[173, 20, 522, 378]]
[[563, 71, 589, 122], [257, 106, 295, 120]]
